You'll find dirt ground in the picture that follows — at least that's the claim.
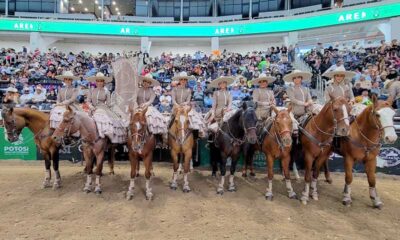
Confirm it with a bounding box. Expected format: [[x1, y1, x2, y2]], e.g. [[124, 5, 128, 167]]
[[0, 161, 400, 240]]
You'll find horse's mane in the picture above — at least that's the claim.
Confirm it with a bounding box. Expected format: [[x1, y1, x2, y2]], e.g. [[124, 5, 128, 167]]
[[227, 109, 242, 125], [13, 107, 49, 123]]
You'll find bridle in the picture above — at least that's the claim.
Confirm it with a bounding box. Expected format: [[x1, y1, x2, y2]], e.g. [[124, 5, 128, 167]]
[[54, 113, 81, 147], [269, 113, 293, 150], [311, 100, 350, 137], [219, 108, 257, 146], [129, 118, 150, 153], [1, 109, 20, 141], [169, 111, 192, 146]]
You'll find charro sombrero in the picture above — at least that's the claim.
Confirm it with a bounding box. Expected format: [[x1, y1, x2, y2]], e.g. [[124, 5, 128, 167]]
[[86, 72, 113, 83], [322, 66, 356, 79], [208, 76, 235, 89], [172, 71, 195, 81], [55, 71, 79, 81], [139, 73, 160, 87], [250, 73, 276, 85], [283, 69, 312, 83]]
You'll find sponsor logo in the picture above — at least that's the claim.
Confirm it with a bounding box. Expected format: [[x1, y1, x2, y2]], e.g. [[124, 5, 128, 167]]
[[215, 27, 235, 35], [338, 12, 367, 22], [13, 22, 34, 30], [4, 146, 29, 154], [377, 147, 400, 168]]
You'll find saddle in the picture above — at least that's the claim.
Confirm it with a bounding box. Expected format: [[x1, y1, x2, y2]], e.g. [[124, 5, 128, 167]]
[[297, 113, 313, 129], [256, 118, 274, 144]]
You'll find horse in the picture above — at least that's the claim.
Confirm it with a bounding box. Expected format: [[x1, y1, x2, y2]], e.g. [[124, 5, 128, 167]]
[[1, 104, 61, 189], [298, 96, 351, 204], [336, 96, 397, 208], [259, 106, 296, 200], [168, 106, 194, 192], [210, 102, 258, 194], [52, 105, 108, 194], [126, 107, 156, 200]]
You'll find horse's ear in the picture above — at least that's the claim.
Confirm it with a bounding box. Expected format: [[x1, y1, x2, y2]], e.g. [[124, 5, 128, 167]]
[[371, 94, 378, 108], [242, 101, 247, 110], [66, 104, 73, 113], [387, 97, 394, 107], [142, 106, 148, 115], [271, 105, 279, 115]]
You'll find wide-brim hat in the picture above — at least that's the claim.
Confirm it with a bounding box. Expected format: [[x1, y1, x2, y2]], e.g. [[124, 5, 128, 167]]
[[55, 71, 79, 81], [139, 73, 160, 87], [172, 71, 195, 81], [86, 72, 113, 83], [250, 73, 276, 85], [236, 75, 247, 81], [322, 66, 356, 79], [209, 76, 235, 89], [283, 70, 312, 83], [6, 87, 18, 93]]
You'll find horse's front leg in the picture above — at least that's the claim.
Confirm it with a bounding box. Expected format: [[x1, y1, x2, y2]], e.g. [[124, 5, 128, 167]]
[[83, 147, 94, 193], [127, 151, 138, 200], [51, 146, 61, 189], [365, 156, 383, 209], [182, 147, 193, 193], [170, 149, 179, 190], [42, 152, 52, 189], [93, 141, 106, 195], [311, 150, 331, 201], [108, 144, 115, 175], [228, 146, 241, 192], [143, 151, 154, 200], [282, 152, 297, 199], [217, 151, 228, 195]]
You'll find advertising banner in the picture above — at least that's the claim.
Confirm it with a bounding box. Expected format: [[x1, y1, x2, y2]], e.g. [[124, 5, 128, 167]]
[[0, 128, 37, 160]]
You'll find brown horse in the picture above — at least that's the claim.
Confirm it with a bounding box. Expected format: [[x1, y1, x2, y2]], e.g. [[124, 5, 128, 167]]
[[261, 106, 296, 200], [52, 105, 108, 194], [299, 96, 351, 204], [1, 105, 61, 189], [168, 106, 194, 192], [126, 107, 156, 200], [337, 96, 397, 208]]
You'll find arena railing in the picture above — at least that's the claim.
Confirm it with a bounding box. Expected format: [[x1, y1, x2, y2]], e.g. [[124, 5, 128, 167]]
[[0, 0, 385, 24]]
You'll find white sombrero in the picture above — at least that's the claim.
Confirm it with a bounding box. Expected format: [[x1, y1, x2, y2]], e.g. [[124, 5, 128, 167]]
[[86, 72, 113, 83], [172, 71, 195, 81], [322, 66, 356, 79], [6, 87, 18, 93], [283, 70, 312, 83], [55, 71, 79, 81], [208, 76, 235, 89], [250, 73, 276, 85], [139, 73, 160, 87]]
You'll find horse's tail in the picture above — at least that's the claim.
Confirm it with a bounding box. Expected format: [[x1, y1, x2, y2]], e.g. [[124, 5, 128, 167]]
[[290, 137, 305, 170]]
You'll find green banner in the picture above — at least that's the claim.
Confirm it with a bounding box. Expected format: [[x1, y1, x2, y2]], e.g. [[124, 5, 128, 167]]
[[0, 2, 399, 37], [0, 128, 37, 160]]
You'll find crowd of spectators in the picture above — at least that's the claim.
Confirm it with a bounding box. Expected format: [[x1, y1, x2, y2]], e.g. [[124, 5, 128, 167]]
[[303, 39, 400, 107], [0, 45, 295, 112]]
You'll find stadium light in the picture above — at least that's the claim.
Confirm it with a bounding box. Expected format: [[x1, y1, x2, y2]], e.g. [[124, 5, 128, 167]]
[[79, 0, 82, 3], [112, 1, 116, 5], [117, 12, 121, 15], [115, 7, 119, 11], [98, 6, 102, 10], [95, 0, 99, 4], [84, 7, 88, 11], [70, 7, 75, 11]]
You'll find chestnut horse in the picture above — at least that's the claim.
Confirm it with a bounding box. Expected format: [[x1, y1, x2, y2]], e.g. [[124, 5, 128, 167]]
[[168, 106, 194, 192], [52, 105, 108, 194], [336, 96, 397, 208], [210, 102, 258, 194], [126, 107, 156, 200], [1, 104, 61, 189], [260, 106, 296, 200], [299, 96, 351, 204]]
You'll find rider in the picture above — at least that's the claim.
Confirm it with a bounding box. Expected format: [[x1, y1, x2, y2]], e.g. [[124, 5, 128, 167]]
[[86, 72, 126, 143], [323, 65, 356, 104], [250, 73, 276, 121], [50, 71, 80, 129], [284, 70, 313, 135], [134, 73, 166, 147], [207, 76, 235, 132]]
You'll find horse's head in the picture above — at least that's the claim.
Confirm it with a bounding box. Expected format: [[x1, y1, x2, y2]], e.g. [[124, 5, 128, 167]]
[[173, 106, 191, 145], [370, 95, 397, 144], [129, 107, 148, 153], [240, 102, 257, 144], [1, 105, 23, 142], [52, 105, 79, 145], [328, 95, 351, 137], [272, 105, 293, 147]]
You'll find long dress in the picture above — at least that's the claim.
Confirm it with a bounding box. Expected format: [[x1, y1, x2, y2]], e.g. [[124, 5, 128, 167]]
[[50, 86, 79, 129], [135, 87, 167, 134], [207, 89, 233, 133], [252, 87, 275, 121], [171, 86, 206, 135], [89, 87, 127, 143]]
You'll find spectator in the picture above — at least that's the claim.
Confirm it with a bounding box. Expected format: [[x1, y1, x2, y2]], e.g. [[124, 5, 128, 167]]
[[193, 80, 204, 101], [159, 86, 172, 113], [31, 86, 46, 103], [370, 81, 382, 98], [355, 75, 372, 90], [353, 82, 363, 97], [19, 87, 33, 105], [203, 92, 213, 109]]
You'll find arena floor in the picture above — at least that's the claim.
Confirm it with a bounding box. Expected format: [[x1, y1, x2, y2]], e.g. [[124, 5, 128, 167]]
[[0, 161, 399, 240]]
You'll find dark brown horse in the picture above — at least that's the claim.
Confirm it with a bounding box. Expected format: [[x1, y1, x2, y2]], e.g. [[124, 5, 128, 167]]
[[168, 106, 194, 192], [52, 105, 108, 194], [336, 96, 397, 208], [1, 105, 61, 189], [260, 106, 296, 200], [210, 102, 258, 194], [126, 107, 156, 200], [299, 96, 351, 204]]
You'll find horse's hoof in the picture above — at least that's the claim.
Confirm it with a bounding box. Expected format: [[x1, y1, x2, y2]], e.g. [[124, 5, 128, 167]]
[[300, 195, 309, 205], [265, 195, 274, 201], [136, 173, 140, 177], [170, 183, 178, 191], [342, 200, 352, 206], [242, 173, 247, 178], [183, 187, 191, 193], [374, 203, 383, 210], [146, 192, 153, 200], [42, 180, 52, 189], [373, 199, 384, 209], [325, 178, 333, 184], [84, 189, 91, 194], [310, 192, 319, 201], [211, 173, 217, 178], [126, 194, 133, 200], [216, 188, 224, 195], [301, 199, 308, 205], [250, 172, 256, 177], [228, 185, 237, 192], [52, 182, 61, 190], [95, 189, 102, 195], [288, 192, 298, 200]]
